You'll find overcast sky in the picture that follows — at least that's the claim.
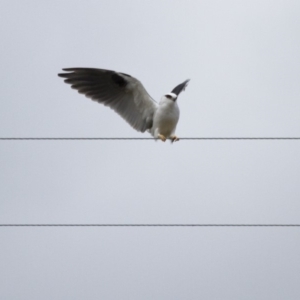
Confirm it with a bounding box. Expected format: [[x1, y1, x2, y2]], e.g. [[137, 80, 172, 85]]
[[1, 0, 300, 299]]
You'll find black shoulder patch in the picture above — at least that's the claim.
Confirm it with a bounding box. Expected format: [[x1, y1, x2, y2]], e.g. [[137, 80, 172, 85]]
[[112, 73, 127, 87]]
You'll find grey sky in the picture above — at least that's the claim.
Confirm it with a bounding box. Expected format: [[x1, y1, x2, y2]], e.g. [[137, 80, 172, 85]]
[[1, 0, 300, 299]]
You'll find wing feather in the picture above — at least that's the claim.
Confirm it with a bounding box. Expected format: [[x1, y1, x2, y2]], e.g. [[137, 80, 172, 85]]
[[58, 68, 157, 132]]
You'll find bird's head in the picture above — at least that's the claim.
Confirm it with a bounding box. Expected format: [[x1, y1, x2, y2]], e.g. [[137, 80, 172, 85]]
[[161, 79, 190, 103], [163, 92, 178, 102]]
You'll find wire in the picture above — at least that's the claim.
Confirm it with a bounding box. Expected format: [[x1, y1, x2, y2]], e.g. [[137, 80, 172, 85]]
[[1, 224, 300, 227], [1, 137, 300, 141]]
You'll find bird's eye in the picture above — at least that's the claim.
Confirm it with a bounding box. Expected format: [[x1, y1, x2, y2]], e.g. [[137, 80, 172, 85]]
[[166, 95, 173, 99]]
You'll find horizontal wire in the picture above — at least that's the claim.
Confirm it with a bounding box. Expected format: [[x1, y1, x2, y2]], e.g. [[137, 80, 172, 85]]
[[1, 137, 300, 141], [1, 224, 300, 227]]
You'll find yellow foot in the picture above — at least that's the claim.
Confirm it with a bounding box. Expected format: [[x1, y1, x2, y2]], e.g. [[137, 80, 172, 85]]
[[158, 134, 167, 142], [170, 135, 180, 143]]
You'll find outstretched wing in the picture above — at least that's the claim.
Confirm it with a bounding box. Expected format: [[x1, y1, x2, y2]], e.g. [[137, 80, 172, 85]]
[[58, 68, 157, 132], [171, 79, 190, 96]]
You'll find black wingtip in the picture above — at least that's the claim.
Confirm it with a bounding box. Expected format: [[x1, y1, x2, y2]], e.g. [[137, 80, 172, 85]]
[[171, 79, 190, 96], [58, 68, 88, 78], [62, 68, 78, 71], [58, 68, 72, 78]]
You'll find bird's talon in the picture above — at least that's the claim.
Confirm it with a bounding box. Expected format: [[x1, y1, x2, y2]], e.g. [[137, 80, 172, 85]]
[[158, 134, 167, 142], [170, 136, 180, 143]]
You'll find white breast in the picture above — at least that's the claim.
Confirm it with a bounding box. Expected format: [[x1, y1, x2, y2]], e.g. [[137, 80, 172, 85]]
[[151, 99, 180, 138]]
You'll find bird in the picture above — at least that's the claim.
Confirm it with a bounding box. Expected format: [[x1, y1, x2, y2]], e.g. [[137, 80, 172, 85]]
[[58, 68, 190, 142]]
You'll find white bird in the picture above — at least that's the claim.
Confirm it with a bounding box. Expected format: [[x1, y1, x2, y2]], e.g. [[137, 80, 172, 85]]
[[58, 68, 190, 142]]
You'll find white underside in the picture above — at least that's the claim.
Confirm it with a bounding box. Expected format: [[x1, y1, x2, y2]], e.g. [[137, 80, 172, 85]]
[[150, 99, 180, 138]]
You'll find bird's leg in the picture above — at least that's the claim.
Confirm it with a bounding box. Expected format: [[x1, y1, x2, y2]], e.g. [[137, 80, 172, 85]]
[[170, 135, 180, 143], [157, 134, 167, 142]]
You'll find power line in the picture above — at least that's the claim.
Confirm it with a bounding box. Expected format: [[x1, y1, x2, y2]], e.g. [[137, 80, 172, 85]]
[[1, 224, 300, 227], [1, 137, 300, 141]]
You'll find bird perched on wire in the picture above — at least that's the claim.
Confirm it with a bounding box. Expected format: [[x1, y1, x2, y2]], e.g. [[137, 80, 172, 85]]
[[58, 68, 190, 142]]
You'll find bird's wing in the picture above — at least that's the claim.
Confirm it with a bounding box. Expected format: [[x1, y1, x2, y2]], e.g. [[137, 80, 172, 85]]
[[58, 68, 157, 132], [171, 79, 190, 96]]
